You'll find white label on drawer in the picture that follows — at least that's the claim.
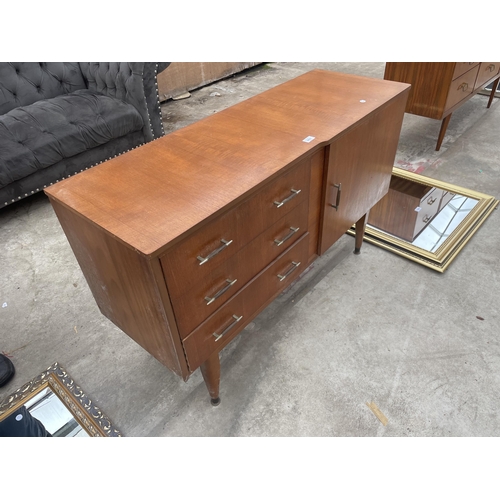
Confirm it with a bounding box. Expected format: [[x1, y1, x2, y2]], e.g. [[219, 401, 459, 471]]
[[303, 136, 315, 143], [415, 207, 422, 212]]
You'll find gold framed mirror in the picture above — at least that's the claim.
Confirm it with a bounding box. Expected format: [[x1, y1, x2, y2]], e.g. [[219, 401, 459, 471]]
[[0, 362, 121, 437], [348, 167, 499, 272]]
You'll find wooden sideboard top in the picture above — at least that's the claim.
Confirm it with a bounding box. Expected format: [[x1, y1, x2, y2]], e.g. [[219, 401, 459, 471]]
[[45, 70, 409, 258]]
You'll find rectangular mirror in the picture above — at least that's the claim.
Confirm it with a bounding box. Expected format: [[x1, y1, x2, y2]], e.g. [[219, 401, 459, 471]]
[[348, 167, 499, 272], [0, 362, 121, 437]]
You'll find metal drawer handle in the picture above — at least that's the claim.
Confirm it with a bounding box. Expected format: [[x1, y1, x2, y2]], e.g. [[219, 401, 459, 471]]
[[197, 239, 232, 265], [458, 82, 469, 92], [427, 197, 437, 205], [274, 189, 301, 208], [488, 64, 496, 72], [213, 314, 243, 342], [274, 227, 299, 246], [423, 215, 432, 223], [330, 183, 342, 211], [205, 278, 237, 305], [277, 261, 301, 282]]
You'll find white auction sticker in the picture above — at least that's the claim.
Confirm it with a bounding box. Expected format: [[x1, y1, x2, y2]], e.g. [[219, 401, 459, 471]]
[[303, 136, 315, 143], [415, 207, 422, 212]]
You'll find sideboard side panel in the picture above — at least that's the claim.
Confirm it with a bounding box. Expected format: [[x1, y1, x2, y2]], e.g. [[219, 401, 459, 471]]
[[49, 199, 188, 378], [384, 62, 454, 119]]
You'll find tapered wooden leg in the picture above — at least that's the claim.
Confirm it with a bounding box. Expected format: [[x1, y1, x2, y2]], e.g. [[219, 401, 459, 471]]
[[354, 210, 369, 255], [200, 351, 221, 406], [487, 77, 500, 108], [436, 114, 452, 151]]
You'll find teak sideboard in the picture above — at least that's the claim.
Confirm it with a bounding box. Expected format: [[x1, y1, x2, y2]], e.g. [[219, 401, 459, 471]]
[[45, 70, 410, 405], [384, 62, 500, 151]]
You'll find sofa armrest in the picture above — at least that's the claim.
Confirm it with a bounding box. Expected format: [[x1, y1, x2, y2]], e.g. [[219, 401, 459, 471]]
[[78, 62, 171, 142]]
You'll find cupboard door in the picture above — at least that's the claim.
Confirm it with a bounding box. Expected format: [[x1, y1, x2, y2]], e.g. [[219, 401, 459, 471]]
[[319, 95, 407, 254]]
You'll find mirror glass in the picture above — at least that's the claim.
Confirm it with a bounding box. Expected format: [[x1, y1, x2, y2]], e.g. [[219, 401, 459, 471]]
[[349, 168, 499, 272], [0, 362, 121, 437], [21, 386, 89, 437], [410, 194, 478, 252]]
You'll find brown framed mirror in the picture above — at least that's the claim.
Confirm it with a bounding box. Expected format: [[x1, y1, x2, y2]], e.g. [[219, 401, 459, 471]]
[[348, 167, 499, 272], [0, 362, 121, 437]]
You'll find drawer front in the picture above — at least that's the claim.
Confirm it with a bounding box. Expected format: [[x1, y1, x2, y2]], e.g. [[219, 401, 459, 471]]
[[453, 63, 479, 80], [413, 202, 440, 239], [474, 62, 500, 90], [182, 233, 309, 371], [421, 187, 443, 207], [161, 159, 310, 298], [172, 203, 308, 337], [444, 66, 478, 111]]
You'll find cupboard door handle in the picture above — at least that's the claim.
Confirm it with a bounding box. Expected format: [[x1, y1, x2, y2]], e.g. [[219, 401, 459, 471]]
[[423, 215, 432, 223], [277, 261, 301, 281], [205, 278, 238, 305], [330, 183, 342, 211], [458, 82, 469, 92], [213, 314, 243, 342], [427, 197, 437, 205], [487, 64, 496, 72], [274, 227, 299, 246], [274, 189, 301, 208], [197, 239, 232, 265]]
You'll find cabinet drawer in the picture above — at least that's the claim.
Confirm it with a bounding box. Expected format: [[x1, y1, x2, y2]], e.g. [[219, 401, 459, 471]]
[[172, 203, 308, 337], [182, 233, 309, 371], [474, 62, 500, 90], [161, 159, 310, 297], [413, 205, 440, 240], [453, 63, 479, 80], [445, 66, 478, 111], [421, 187, 443, 208]]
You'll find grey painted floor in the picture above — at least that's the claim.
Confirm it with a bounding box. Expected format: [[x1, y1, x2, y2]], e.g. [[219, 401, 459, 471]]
[[1, 62, 499, 439]]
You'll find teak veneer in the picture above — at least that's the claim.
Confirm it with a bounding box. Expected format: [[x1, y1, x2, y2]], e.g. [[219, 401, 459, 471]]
[[45, 70, 410, 405], [384, 62, 500, 151]]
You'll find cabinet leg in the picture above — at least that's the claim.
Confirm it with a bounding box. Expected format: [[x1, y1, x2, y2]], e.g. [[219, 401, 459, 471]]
[[354, 211, 369, 255], [200, 351, 221, 406], [436, 114, 452, 151], [487, 77, 500, 109]]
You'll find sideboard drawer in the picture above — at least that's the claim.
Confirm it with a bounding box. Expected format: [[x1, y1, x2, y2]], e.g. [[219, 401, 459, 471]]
[[182, 233, 309, 371], [453, 63, 479, 80], [445, 66, 478, 111], [172, 202, 308, 337], [161, 159, 310, 297], [475, 62, 500, 90], [421, 187, 444, 208]]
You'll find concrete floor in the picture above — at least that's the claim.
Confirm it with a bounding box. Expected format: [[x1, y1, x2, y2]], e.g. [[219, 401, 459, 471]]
[[1, 62, 499, 437]]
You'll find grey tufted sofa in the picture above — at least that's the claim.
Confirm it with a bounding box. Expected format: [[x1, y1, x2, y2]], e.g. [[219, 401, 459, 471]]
[[0, 62, 170, 208]]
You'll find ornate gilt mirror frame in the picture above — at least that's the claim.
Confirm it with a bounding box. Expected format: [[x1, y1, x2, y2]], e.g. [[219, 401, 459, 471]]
[[0, 362, 121, 437], [348, 167, 499, 272]]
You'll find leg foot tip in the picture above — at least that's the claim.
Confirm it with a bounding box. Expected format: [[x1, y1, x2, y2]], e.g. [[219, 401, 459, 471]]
[[210, 397, 221, 406], [353, 248, 361, 255]]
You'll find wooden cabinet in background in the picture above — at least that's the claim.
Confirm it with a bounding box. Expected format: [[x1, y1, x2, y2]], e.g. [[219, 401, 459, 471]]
[[45, 70, 409, 405], [384, 62, 500, 151]]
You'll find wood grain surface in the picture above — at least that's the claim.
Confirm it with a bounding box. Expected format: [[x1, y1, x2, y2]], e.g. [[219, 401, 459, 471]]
[[45, 70, 409, 258]]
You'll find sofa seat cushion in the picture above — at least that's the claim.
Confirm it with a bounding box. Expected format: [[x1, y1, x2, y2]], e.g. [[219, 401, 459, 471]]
[[0, 89, 144, 189]]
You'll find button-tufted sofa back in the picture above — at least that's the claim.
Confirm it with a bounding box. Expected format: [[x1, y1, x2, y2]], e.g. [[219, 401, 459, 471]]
[[0, 63, 87, 115], [78, 62, 164, 143], [78, 63, 140, 101]]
